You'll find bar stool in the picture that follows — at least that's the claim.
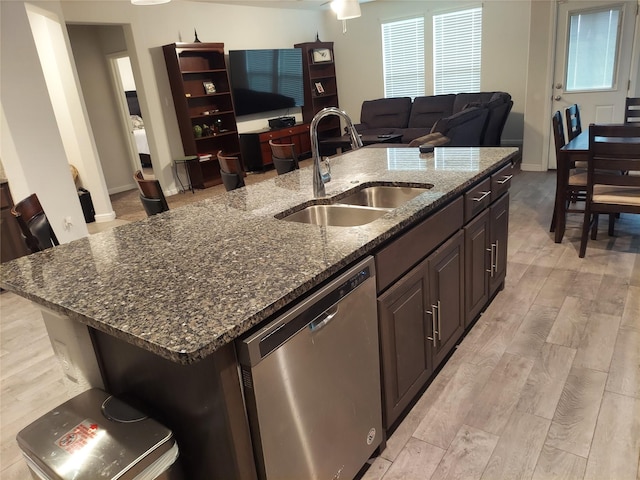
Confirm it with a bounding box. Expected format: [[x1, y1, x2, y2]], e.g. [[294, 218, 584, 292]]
[[173, 155, 198, 193]]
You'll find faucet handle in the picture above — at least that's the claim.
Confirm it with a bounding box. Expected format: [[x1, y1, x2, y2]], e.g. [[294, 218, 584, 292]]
[[321, 157, 331, 183]]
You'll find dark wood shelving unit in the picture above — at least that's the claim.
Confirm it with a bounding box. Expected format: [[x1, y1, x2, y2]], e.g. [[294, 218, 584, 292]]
[[163, 42, 243, 189], [294, 41, 341, 138]]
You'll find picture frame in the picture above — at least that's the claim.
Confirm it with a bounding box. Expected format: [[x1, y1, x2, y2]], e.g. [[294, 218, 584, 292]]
[[203, 81, 216, 94], [314, 82, 325, 94], [312, 48, 332, 63]]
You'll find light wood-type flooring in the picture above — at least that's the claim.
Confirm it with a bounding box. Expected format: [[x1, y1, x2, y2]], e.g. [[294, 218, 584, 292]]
[[1, 169, 639, 479]]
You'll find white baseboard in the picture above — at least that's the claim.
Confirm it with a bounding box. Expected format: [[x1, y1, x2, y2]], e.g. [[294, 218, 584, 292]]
[[108, 182, 137, 195], [520, 163, 547, 172], [94, 211, 117, 222]]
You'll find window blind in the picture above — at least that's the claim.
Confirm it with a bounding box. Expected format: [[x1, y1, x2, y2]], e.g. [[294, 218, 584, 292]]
[[433, 7, 482, 95], [382, 17, 425, 98]]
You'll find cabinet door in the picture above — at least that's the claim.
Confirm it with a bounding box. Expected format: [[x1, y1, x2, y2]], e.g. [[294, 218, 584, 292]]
[[428, 231, 465, 368], [464, 209, 490, 327], [489, 192, 509, 296], [378, 258, 432, 428]]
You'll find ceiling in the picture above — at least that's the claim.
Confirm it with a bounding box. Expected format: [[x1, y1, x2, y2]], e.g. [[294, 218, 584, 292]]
[[188, 0, 376, 10]]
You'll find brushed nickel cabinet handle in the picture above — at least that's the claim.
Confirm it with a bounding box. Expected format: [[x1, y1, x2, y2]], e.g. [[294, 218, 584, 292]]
[[426, 307, 437, 347], [473, 191, 491, 202], [436, 300, 442, 341], [486, 245, 494, 276], [496, 175, 512, 184]]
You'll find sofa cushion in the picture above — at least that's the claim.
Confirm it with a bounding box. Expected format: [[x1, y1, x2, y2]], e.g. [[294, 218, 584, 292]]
[[401, 127, 438, 144], [452, 92, 497, 113], [359, 97, 412, 129], [465, 92, 512, 145], [408, 132, 451, 147], [431, 106, 489, 146], [408, 95, 456, 129]]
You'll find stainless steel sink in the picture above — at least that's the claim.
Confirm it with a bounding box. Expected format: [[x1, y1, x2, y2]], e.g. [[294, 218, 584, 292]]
[[280, 204, 388, 227], [338, 186, 432, 208]]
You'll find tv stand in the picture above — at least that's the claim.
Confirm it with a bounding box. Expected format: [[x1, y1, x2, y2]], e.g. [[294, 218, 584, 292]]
[[239, 123, 311, 171]]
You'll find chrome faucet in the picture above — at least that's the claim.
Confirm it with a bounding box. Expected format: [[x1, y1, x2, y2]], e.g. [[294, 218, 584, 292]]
[[310, 107, 363, 197]]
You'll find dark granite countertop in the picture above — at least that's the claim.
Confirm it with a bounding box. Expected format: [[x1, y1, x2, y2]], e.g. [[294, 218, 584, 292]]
[[1, 146, 518, 364]]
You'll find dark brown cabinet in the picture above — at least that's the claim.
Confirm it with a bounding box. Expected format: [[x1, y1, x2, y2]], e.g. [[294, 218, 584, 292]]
[[239, 123, 310, 171], [464, 208, 490, 326], [489, 192, 509, 296], [378, 229, 464, 428], [294, 42, 341, 138], [378, 257, 433, 428], [428, 231, 465, 368], [163, 42, 241, 188]]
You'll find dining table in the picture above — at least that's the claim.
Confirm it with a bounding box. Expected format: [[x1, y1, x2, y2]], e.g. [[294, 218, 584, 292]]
[[555, 126, 640, 243]]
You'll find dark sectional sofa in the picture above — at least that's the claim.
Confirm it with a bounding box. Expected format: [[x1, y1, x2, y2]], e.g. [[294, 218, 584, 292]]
[[354, 92, 512, 147]]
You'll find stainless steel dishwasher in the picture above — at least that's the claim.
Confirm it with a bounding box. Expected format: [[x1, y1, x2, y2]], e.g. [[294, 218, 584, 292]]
[[237, 256, 381, 480]]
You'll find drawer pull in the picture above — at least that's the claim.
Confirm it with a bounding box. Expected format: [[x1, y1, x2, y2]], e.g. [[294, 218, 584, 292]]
[[473, 191, 491, 202], [496, 175, 513, 185]]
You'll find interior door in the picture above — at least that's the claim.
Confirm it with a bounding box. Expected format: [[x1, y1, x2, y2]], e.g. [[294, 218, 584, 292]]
[[550, 0, 637, 168]]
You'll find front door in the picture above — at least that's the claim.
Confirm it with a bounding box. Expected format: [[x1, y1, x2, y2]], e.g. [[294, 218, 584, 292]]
[[549, 0, 637, 168]]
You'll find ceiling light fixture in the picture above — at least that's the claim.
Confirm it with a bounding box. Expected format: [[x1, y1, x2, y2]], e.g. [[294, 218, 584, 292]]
[[330, 0, 361, 33], [131, 0, 170, 5]]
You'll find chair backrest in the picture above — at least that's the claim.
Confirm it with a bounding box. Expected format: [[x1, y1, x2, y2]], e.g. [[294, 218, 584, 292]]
[[11, 193, 59, 253], [624, 97, 640, 124], [552, 110, 566, 155], [217, 151, 245, 191], [588, 123, 640, 193], [565, 104, 582, 141], [269, 140, 299, 175], [133, 170, 169, 215]]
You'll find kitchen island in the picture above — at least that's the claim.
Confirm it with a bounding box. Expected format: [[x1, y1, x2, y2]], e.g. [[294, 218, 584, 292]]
[[1, 146, 519, 479]]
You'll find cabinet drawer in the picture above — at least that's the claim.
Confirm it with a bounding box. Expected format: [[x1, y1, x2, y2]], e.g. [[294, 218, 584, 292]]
[[376, 197, 463, 293], [464, 178, 491, 223], [491, 162, 514, 202]]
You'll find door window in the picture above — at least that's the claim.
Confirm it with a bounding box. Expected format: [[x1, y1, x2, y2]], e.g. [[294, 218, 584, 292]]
[[565, 6, 622, 91]]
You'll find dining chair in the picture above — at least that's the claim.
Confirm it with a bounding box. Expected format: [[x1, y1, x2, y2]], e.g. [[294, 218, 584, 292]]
[[217, 151, 245, 191], [565, 103, 582, 142], [579, 124, 640, 257], [269, 140, 299, 175], [134, 170, 170, 216], [624, 97, 640, 124], [550, 110, 587, 233], [11, 193, 59, 253]]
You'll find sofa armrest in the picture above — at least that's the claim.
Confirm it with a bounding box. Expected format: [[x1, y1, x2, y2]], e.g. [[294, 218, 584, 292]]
[[408, 132, 451, 147]]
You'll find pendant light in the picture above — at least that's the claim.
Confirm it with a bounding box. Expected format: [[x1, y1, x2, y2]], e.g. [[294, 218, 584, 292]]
[[330, 0, 361, 33]]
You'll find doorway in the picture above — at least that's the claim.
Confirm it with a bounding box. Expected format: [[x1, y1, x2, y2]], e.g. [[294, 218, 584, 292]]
[[109, 53, 153, 177], [549, 0, 638, 168]]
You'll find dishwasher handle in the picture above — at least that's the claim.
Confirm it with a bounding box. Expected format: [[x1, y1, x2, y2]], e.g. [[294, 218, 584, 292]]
[[308, 305, 339, 332]]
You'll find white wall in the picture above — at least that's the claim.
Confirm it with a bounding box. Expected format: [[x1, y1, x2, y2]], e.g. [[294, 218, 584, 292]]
[[327, 1, 532, 147], [60, 0, 326, 195], [67, 25, 136, 195], [1, 1, 90, 242]]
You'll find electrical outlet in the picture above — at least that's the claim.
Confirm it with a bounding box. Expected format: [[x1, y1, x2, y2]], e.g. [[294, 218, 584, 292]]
[[63, 216, 73, 230], [53, 339, 78, 383]]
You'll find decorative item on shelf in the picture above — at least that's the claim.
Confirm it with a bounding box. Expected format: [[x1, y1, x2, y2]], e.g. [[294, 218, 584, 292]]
[[193, 125, 203, 138], [202, 124, 212, 137], [193, 29, 201, 43], [198, 153, 212, 162], [202, 107, 219, 115], [203, 81, 216, 94], [312, 48, 332, 63], [214, 118, 223, 133], [314, 82, 325, 94]]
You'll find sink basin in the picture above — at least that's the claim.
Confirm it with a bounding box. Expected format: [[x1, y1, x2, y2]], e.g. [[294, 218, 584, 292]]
[[280, 204, 388, 227], [338, 186, 432, 208]]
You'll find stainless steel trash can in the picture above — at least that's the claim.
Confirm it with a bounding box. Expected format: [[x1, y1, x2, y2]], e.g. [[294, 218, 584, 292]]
[[16, 389, 181, 480]]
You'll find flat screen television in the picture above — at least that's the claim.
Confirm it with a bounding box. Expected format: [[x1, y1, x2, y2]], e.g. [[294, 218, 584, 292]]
[[228, 49, 304, 117]]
